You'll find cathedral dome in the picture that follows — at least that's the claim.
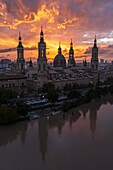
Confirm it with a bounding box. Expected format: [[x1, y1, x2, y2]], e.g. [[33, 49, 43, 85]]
[[53, 43, 66, 69], [54, 54, 66, 69]]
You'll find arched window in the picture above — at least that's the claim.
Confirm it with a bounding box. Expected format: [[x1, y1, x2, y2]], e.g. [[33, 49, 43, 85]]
[[41, 49, 43, 57]]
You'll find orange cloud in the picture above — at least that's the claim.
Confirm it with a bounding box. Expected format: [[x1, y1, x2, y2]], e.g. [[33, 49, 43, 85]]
[[0, 0, 113, 62]]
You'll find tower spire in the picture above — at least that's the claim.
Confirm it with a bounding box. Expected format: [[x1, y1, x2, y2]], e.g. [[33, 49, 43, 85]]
[[40, 26, 44, 42], [58, 42, 61, 54], [70, 39, 73, 47], [19, 32, 21, 41], [71, 39, 73, 45], [94, 35, 97, 47], [59, 41, 61, 48]]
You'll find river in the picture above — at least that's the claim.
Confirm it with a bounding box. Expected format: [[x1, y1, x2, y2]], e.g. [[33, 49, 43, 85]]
[[0, 95, 113, 170]]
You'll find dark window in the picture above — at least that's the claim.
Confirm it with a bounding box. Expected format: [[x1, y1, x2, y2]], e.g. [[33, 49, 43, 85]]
[[41, 49, 43, 57], [44, 64, 45, 71], [2, 84, 4, 88], [22, 83, 24, 86]]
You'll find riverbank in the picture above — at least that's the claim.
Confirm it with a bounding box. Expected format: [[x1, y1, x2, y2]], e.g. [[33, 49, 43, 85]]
[[0, 84, 113, 125], [18, 93, 113, 124], [0, 93, 112, 125]]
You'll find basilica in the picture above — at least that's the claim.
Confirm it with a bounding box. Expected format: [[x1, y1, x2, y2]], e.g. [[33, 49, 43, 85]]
[[0, 27, 99, 92], [26, 27, 98, 91]]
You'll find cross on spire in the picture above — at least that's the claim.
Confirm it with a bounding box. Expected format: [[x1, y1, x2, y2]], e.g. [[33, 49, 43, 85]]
[[19, 32, 21, 41], [71, 39, 73, 46], [58, 42, 61, 54], [94, 35, 97, 47]]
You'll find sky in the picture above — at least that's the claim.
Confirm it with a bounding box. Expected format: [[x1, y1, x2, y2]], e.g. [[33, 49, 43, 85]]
[[0, 0, 113, 63]]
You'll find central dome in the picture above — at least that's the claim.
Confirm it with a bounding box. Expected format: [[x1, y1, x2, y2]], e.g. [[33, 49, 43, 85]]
[[53, 43, 66, 69]]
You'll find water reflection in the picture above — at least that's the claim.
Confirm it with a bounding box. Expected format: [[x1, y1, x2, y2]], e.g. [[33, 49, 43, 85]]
[[0, 95, 113, 167], [38, 118, 48, 162], [80, 95, 113, 138], [89, 104, 97, 139], [0, 121, 28, 146], [38, 110, 81, 162]]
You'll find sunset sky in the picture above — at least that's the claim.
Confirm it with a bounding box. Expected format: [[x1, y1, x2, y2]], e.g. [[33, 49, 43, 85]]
[[0, 0, 113, 62]]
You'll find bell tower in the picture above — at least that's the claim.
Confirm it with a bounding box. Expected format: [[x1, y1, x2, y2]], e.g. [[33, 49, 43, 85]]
[[68, 39, 76, 67], [37, 26, 48, 88], [91, 36, 98, 71], [17, 32, 25, 72]]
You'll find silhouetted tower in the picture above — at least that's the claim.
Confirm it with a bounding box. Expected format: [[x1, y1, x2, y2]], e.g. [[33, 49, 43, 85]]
[[91, 36, 98, 71], [17, 32, 25, 72], [37, 26, 48, 88], [68, 39, 76, 67], [29, 58, 33, 68], [83, 57, 87, 68]]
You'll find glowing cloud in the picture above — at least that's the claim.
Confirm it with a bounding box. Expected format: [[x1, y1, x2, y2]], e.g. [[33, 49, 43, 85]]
[[0, 0, 113, 61]]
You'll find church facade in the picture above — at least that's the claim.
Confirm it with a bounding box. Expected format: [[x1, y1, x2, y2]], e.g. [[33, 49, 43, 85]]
[[26, 27, 99, 91], [0, 27, 99, 92]]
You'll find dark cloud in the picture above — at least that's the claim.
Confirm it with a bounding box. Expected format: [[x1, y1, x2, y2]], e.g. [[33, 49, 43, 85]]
[[25, 46, 37, 50], [75, 55, 86, 59], [107, 44, 113, 48], [0, 48, 16, 53], [99, 48, 109, 55], [0, 46, 37, 53], [84, 47, 92, 54], [0, 56, 5, 59], [1, 0, 113, 60]]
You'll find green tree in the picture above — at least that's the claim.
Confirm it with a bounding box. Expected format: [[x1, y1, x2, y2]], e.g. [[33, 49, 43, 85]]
[[104, 77, 113, 85], [47, 90, 58, 103], [0, 104, 18, 125], [0, 88, 17, 104], [42, 83, 55, 93], [68, 90, 81, 99], [63, 84, 72, 91], [16, 101, 28, 116], [85, 89, 96, 102]]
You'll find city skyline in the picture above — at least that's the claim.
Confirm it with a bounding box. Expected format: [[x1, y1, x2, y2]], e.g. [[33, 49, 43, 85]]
[[0, 0, 113, 62]]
